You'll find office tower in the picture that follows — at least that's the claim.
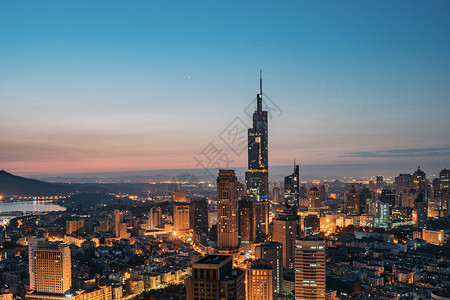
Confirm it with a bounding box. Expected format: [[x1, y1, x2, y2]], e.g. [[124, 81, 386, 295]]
[[413, 166, 427, 193], [303, 215, 320, 235], [254, 201, 269, 241], [284, 164, 300, 208], [112, 209, 122, 237], [28, 238, 71, 295], [368, 200, 390, 228], [272, 187, 281, 205], [345, 186, 359, 215], [246, 260, 273, 300], [66, 220, 84, 235], [118, 223, 127, 239], [380, 189, 396, 207], [238, 197, 254, 248], [174, 189, 187, 202], [401, 188, 417, 207], [246, 72, 269, 201], [295, 236, 326, 300], [149, 206, 162, 229], [273, 214, 297, 270], [440, 169, 450, 191], [190, 198, 209, 233], [255, 242, 283, 295], [395, 173, 414, 189], [319, 185, 326, 203], [186, 255, 245, 300], [414, 193, 427, 229], [217, 170, 239, 249], [359, 188, 374, 214], [173, 203, 190, 231], [308, 187, 320, 215], [376, 176, 384, 189]]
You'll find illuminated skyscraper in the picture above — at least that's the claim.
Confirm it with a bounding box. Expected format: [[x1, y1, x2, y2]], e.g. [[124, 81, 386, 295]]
[[255, 242, 283, 295], [295, 236, 326, 300], [238, 197, 254, 248], [273, 214, 297, 271], [217, 170, 239, 249], [345, 185, 359, 215], [173, 203, 190, 231], [186, 255, 245, 300], [284, 164, 300, 208], [28, 238, 71, 295], [246, 71, 269, 200], [359, 188, 374, 214], [308, 187, 320, 215], [246, 260, 273, 300]]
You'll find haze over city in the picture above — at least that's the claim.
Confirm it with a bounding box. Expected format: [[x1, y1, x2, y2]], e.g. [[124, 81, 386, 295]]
[[1, 1, 450, 177]]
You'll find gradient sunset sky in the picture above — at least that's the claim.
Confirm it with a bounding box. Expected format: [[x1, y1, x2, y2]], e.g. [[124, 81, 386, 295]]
[[1, 1, 450, 175]]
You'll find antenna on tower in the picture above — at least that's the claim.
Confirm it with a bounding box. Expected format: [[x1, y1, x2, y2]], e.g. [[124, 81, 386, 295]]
[[257, 69, 263, 112]]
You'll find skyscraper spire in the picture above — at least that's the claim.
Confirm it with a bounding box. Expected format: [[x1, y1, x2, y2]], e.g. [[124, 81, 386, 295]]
[[257, 69, 263, 112]]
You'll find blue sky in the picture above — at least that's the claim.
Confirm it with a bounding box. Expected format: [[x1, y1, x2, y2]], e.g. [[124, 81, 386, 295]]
[[1, 1, 449, 175]]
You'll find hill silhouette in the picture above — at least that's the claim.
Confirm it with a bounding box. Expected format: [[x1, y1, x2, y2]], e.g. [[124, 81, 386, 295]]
[[0, 170, 74, 196]]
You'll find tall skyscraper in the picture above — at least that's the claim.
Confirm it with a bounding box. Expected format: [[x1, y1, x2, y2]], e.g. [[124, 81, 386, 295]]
[[284, 164, 300, 208], [414, 193, 427, 229], [246, 260, 273, 300], [295, 236, 326, 300], [190, 198, 209, 233], [359, 188, 374, 214], [307, 187, 320, 215], [376, 176, 384, 189], [173, 203, 190, 231], [186, 255, 245, 300], [413, 166, 427, 194], [112, 209, 122, 237], [253, 201, 269, 241], [238, 197, 255, 248], [345, 186, 359, 215], [439, 169, 450, 191], [273, 214, 297, 271], [246, 72, 269, 201], [255, 242, 283, 295], [217, 170, 239, 249], [28, 238, 71, 295], [149, 206, 162, 229]]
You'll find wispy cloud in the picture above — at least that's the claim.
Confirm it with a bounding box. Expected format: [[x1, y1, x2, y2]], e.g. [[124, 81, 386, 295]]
[[342, 147, 450, 158]]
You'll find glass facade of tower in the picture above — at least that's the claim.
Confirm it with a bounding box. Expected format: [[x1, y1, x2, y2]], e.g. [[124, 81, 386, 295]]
[[246, 89, 269, 200]]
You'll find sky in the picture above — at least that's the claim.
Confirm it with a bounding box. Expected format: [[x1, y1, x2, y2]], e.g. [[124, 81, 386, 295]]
[[1, 1, 450, 177]]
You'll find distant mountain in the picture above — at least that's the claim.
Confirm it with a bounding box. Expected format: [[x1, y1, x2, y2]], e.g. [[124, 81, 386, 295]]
[[0, 170, 75, 196]]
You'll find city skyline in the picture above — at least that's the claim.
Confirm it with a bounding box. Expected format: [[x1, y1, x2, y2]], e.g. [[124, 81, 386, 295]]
[[1, 1, 450, 175]]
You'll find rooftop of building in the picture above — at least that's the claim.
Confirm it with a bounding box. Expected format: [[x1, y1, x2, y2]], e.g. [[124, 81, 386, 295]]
[[194, 255, 231, 265]]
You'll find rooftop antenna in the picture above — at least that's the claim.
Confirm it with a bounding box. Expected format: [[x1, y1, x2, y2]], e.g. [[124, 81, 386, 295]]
[[257, 69, 263, 112]]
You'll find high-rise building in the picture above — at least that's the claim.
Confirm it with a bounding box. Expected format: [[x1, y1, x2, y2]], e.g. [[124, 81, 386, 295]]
[[319, 185, 327, 203], [308, 187, 320, 215], [190, 198, 209, 233], [174, 189, 187, 202], [273, 214, 297, 270], [149, 206, 162, 229], [303, 215, 320, 235], [246, 72, 269, 201], [376, 176, 384, 189], [238, 197, 254, 248], [66, 220, 84, 235], [295, 236, 326, 300], [253, 201, 269, 241], [255, 242, 283, 295], [380, 189, 396, 207], [414, 193, 427, 229], [28, 238, 71, 295], [186, 255, 245, 300], [246, 260, 273, 300], [272, 187, 281, 205], [413, 166, 427, 194], [173, 203, 190, 231], [345, 186, 359, 215], [284, 164, 300, 208], [401, 188, 418, 208], [368, 200, 390, 228], [217, 170, 239, 249], [439, 169, 450, 191], [112, 209, 122, 237], [359, 188, 374, 214]]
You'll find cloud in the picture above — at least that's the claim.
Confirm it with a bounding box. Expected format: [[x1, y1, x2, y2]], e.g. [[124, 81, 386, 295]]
[[342, 147, 450, 158]]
